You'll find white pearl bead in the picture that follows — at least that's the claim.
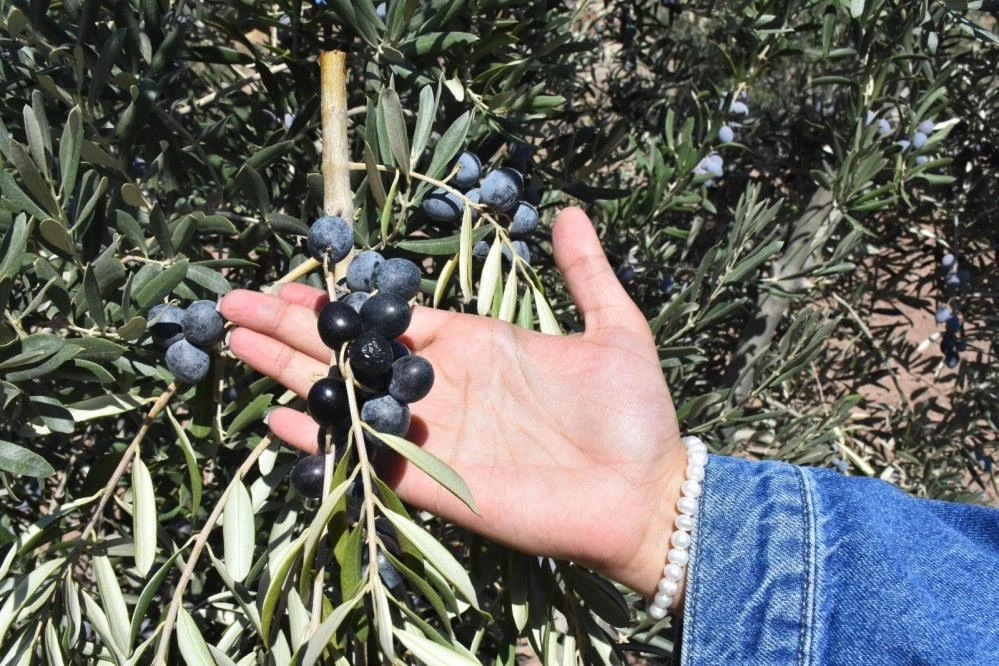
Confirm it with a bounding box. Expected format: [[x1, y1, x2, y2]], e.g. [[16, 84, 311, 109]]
[[648, 604, 668, 620], [654, 592, 674, 608], [675, 514, 694, 531], [681, 480, 702, 498], [677, 496, 699, 516], [663, 563, 684, 581], [683, 436, 705, 449], [668, 549, 689, 567], [686, 463, 705, 481], [670, 531, 691, 550], [658, 578, 680, 596], [688, 450, 708, 466]]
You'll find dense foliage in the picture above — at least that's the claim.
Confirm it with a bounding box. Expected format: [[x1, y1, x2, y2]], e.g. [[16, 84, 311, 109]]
[[1, 0, 996, 663]]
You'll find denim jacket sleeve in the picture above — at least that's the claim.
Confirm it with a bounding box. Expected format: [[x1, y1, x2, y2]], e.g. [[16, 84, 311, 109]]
[[680, 455, 999, 665]]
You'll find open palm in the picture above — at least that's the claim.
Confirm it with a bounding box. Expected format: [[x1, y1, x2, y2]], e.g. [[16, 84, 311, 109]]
[[221, 208, 685, 595]]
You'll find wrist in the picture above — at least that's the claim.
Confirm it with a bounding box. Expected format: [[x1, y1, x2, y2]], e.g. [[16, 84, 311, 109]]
[[597, 434, 691, 611]]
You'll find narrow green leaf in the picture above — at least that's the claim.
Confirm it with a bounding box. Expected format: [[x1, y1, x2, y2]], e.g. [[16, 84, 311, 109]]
[[260, 533, 306, 646], [477, 237, 502, 316], [244, 140, 294, 171], [381, 508, 479, 607], [403, 32, 479, 57], [458, 204, 472, 303], [186, 265, 232, 295], [133, 260, 189, 309], [176, 607, 215, 666], [65, 394, 150, 422], [395, 225, 492, 255], [131, 456, 157, 577], [0, 171, 48, 220], [82, 262, 106, 327], [80, 591, 125, 663], [372, 583, 394, 658], [562, 564, 631, 627], [410, 85, 437, 167], [128, 548, 184, 648], [302, 591, 364, 666], [379, 171, 400, 242], [23, 103, 49, 181], [92, 554, 130, 653], [59, 106, 83, 198], [0, 215, 28, 279], [44, 620, 63, 666], [301, 476, 352, 580], [0, 493, 99, 580], [532, 287, 561, 335], [499, 265, 519, 322], [393, 627, 481, 666], [167, 408, 202, 517], [363, 141, 387, 207], [433, 257, 457, 308], [380, 88, 410, 178], [0, 440, 54, 478], [88, 29, 127, 108], [223, 480, 254, 582], [235, 164, 270, 214], [517, 289, 534, 330], [368, 428, 478, 515], [723, 239, 783, 285], [149, 203, 175, 258], [426, 111, 471, 181], [0, 558, 64, 646], [228, 393, 272, 435]]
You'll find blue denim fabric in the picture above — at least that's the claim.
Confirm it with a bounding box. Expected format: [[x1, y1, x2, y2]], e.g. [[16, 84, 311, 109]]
[[681, 455, 999, 665]]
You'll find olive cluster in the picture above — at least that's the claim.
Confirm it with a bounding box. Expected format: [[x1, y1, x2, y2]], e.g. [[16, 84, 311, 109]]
[[420, 151, 538, 264], [290, 215, 435, 498], [147, 300, 225, 384]]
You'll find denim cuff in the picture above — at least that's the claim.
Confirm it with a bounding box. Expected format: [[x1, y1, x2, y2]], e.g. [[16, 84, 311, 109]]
[[678, 454, 999, 665], [680, 455, 815, 665]]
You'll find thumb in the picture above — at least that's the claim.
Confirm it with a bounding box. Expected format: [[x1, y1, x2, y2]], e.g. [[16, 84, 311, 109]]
[[551, 207, 647, 336]]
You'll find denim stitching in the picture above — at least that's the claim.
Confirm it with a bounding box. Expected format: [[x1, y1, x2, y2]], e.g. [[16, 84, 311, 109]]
[[796, 466, 818, 666]]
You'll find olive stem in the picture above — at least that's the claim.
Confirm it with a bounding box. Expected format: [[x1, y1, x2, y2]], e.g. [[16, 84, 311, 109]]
[[152, 434, 275, 665], [74, 382, 178, 549]]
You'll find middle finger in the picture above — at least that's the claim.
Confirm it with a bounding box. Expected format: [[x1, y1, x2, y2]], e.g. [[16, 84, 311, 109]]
[[222, 289, 329, 362]]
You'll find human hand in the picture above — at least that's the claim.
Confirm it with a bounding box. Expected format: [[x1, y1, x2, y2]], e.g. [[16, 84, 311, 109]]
[[221, 207, 686, 602]]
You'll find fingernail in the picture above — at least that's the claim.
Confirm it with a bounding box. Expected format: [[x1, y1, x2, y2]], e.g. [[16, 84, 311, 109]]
[[263, 408, 274, 425], [222, 329, 233, 350]]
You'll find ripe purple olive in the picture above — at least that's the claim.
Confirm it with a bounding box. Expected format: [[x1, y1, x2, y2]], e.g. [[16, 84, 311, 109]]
[[290, 454, 327, 498], [348, 331, 394, 376], [148, 304, 184, 348], [451, 151, 482, 190], [388, 355, 434, 404], [165, 339, 210, 384], [182, 300, 224, 347], [308, 215, 353, 264], [308, 377, 349, 426], [361, 394, 411, 437], [480, 168, 524, 212], [346, 250, 385, 292], [360, 293, 412, 339], [374, 258, 421, 300], [317, 301, 363, 350]]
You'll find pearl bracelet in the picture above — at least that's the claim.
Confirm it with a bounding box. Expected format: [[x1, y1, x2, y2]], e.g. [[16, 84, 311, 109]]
[[647, 435, 708, 620]]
